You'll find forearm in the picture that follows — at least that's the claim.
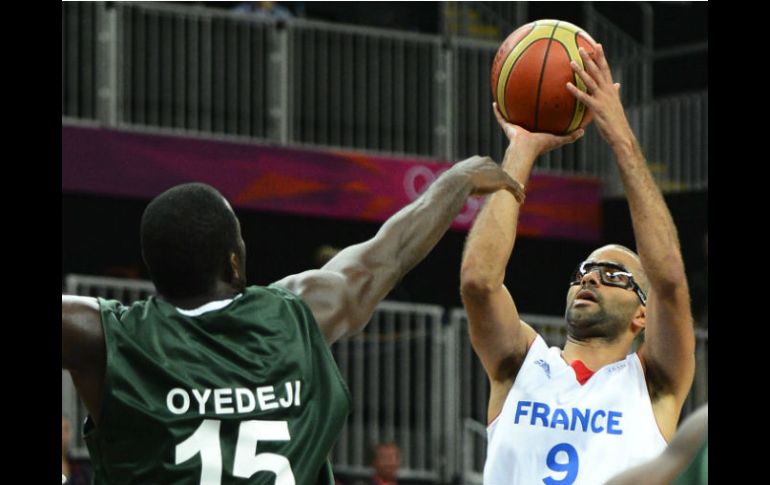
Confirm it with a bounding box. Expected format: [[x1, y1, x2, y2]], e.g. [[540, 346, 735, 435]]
[[330, 165, 477, 290], [302, 170, 474, 341], [381, 165, 475, 279], [461, 143, 537, 289], [327, 165, 476, 329], [614, 138, 686, 288]]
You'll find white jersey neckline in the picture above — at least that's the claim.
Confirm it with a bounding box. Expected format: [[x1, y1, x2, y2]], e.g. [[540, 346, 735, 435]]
[[175, 293, 243, 316]]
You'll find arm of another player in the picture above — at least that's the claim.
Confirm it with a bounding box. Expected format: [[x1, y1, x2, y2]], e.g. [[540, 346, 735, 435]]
[[274, 155, 525, 345], [460, 105, 583, 383], [568, 45, 695, 424], [62, 295, 106, 422], [605, 404, 707, 485]]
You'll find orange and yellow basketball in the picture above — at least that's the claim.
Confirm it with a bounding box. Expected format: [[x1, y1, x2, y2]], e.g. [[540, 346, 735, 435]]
[[491, 19, 598, 135]]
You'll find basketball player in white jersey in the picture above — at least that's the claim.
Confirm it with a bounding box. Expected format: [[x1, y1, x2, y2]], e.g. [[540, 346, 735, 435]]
[[460, 44, 695, 485]]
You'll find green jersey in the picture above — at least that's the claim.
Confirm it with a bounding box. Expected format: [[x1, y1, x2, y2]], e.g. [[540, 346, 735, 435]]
[[84, 284, 351, 485]]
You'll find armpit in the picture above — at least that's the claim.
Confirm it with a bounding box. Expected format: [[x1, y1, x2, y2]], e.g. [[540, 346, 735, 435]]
[[639, 353, 676, 402]]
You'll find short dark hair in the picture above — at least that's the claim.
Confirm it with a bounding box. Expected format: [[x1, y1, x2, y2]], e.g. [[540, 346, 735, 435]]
[[141, 183, 240, 299]]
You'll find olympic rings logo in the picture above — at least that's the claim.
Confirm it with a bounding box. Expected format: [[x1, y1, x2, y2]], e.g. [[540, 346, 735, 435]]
[[403, 165, 481, 225]]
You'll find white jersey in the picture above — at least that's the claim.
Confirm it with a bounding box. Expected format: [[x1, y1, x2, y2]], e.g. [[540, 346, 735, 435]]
[[484, 335, 667, 485]]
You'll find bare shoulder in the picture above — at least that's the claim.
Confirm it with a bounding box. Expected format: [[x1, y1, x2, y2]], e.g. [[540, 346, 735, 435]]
[[274, 269, 345, 294], [62, 294, 101, 313], [273, 270, 352, 344], [62, 295, 104, 370], [62, 295, 108, 422], [272, 270, 348, 312], [62, 295, 102, 333]]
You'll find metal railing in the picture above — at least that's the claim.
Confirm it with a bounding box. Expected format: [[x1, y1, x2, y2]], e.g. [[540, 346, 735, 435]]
[[461, 418, 487, 485], [64, 273, 156, 301], [330, 301, 446, 482], [584, 5, 650, 107], [288, 19, 443, 158], [119, 4, 276, 137], [62, 2, 707, 193], [62, 1, 98, 120]]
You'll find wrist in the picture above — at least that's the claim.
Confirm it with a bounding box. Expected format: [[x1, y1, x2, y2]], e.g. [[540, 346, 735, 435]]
[[509, 136, 541, 157], [610, 137, 637, 158], [606, 122, 637, 154], [502, 143, 536, 180], [442, 164, 476, 193]]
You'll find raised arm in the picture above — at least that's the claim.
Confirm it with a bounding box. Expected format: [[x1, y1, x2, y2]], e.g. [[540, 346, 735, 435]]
[[568, 45, 695, 414], [62, 295, 106, 422], [274, 155, 525, 344], [461, 108, 583, 383]]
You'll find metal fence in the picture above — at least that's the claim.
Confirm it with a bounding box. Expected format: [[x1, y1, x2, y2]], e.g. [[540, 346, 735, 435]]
[[593, 91, 709, 195], [288, 20, 442, 158], [330, 301, 446, 482], [62, 274, 708, 483], [62, 1, 98, 120], [584, 6, 650, 107], [62, 1, 707, 192], [118, 4, 277, 137]]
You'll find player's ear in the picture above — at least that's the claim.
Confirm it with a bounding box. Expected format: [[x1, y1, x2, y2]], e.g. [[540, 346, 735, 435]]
[[631, 304, 646, 333], [229, 252, 241, 281]]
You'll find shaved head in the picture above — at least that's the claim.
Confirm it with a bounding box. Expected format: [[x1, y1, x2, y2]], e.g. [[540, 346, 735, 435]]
[[588, 244, 649, 296]]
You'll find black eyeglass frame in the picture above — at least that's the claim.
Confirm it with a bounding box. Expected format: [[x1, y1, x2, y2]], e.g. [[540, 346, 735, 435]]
[[569, 260, 647, 306]]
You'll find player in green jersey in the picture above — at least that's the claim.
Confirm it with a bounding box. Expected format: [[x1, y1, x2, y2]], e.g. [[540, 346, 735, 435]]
[[61, 151, 576, 484]]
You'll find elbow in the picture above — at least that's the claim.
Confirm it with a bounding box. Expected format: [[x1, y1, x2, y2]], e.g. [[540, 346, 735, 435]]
[[460, 265, 499, 299], [647, 253, 688, 293], [660, 275, 689, 295], [653, 266, 689, 294]]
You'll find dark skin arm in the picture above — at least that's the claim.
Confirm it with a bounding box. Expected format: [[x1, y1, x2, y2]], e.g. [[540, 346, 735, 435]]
[[62, 295, 106, 423], [605, 404, 707, 485], [275, 155, 526, 344]]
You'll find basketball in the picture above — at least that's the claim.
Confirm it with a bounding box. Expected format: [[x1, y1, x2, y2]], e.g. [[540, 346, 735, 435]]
[[491, 19, 598, 135]]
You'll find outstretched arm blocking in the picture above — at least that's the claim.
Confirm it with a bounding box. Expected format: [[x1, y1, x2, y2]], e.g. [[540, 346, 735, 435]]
[[276, 156, 525, 344]]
